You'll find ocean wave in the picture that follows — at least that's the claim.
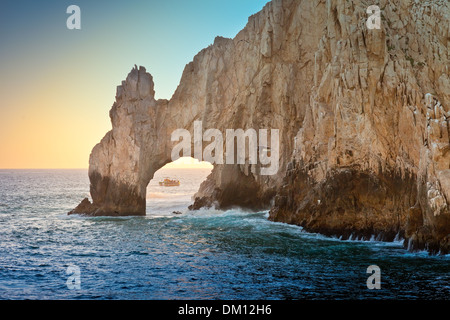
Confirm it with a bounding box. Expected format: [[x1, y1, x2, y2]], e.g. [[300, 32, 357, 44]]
[[181, 207, 264, 219]]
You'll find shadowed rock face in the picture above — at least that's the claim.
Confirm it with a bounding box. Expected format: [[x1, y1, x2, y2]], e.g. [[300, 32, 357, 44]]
[[71, 0, 449, 253], [270, 164, 418, 241]]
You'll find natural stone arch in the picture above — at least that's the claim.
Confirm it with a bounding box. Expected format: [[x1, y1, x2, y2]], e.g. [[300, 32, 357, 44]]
[[69, 2, 310, 216], [69, 0, 449, 254], [70, 63, 286, 216]]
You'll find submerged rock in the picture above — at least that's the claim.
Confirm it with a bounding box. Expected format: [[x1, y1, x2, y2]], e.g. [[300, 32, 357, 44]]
[[71, 0, 449, 254]]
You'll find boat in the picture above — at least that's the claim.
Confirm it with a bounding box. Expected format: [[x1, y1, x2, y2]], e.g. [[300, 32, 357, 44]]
[[159, 178, 180, 187]]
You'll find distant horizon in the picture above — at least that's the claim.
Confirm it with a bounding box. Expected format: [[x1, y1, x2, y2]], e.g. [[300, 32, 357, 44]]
[[0, 167, 213, 170], [0, 157, 214, 170]]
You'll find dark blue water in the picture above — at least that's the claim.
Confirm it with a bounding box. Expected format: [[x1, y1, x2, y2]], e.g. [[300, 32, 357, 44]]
[[0, 169, 448, 300]]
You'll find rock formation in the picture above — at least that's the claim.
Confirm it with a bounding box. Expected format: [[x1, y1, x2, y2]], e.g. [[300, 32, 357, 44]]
[[70, 0, 449, 254]]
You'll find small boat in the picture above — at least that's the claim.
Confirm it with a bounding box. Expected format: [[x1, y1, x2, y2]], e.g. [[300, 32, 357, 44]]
[[159, 178, 180, 187]]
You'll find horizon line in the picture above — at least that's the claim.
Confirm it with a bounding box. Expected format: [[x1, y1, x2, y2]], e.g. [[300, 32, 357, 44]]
[[0, 166, 213, 170]]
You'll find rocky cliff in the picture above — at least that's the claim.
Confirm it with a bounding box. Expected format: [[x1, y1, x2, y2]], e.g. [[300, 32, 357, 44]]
[[70, 0, 449, 254]]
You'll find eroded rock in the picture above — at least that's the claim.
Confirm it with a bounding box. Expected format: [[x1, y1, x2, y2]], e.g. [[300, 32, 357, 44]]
[[71, 0, 449, 254]]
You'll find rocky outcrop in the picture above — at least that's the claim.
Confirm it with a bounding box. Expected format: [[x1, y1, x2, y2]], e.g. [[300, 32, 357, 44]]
[[268, 0, 450, 254], [71, 0, 449, 254]]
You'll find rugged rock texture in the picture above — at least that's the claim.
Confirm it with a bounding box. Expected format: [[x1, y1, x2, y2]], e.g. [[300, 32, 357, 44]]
[[71, 0, 449, 253], [268, 0, 450, 254]]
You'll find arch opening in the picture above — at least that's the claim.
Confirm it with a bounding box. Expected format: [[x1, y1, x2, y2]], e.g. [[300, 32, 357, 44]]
[[145, 157, 213, 216]]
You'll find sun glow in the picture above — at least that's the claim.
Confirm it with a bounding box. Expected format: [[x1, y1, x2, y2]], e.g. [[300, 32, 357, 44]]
[[163, 157, 213, 169], [0, 1, 268, 169]]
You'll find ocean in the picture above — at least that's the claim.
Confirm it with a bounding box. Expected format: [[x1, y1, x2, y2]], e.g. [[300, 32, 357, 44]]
[[0, 169, 448, 300]]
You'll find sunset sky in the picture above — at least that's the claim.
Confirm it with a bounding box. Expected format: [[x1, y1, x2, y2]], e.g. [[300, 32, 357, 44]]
[[0, 0, 268, 169]]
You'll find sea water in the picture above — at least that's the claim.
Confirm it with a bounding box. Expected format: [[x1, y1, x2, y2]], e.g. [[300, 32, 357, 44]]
[[0, 169, 448, 300]]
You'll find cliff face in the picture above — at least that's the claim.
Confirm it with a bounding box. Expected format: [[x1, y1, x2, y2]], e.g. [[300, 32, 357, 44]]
[[268, 0, 450, 254], [70, 0, 449, 254]]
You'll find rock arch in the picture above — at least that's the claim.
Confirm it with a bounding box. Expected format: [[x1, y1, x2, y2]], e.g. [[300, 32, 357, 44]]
[[70, 56, 289, 216], [69, 1, 319, 216], [70, 0, 450, 254]]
